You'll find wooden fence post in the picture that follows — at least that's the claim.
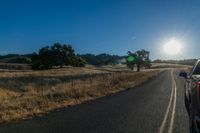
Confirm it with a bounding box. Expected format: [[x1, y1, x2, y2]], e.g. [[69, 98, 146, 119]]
[[89, 75, 92, 88], [42, 78, 44, 98], [71, 76, 74, 88]]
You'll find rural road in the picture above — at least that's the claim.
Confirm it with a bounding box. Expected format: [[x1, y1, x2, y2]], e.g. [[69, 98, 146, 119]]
[[0, 69, 189, 133]]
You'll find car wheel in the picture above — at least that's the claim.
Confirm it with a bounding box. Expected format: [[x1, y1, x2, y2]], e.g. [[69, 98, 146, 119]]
[[189, 107, 199, 133], [190, 116, 196, 133]]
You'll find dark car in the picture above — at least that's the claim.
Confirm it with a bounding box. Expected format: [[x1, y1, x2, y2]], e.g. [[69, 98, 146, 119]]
[[180, 60, 200, 133]]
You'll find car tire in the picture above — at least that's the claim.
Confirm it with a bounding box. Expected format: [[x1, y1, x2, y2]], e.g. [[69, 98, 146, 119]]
[[190, 117, 196, 133], [189, 107, 199, 133]]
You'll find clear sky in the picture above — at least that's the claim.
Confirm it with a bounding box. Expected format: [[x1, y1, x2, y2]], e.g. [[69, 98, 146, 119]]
[[0, 0, 200, 59]]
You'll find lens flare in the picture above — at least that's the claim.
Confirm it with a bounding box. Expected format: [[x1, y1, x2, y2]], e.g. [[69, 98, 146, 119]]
[[164, 38, 182, 55]]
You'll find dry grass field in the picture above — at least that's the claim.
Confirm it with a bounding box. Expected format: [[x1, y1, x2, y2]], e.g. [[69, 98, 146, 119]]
[[151, 63, 192, 69], [0, 65, 161, 123]]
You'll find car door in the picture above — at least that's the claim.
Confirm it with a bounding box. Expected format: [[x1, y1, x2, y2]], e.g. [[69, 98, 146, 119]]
[[186, 61, 198, 102]]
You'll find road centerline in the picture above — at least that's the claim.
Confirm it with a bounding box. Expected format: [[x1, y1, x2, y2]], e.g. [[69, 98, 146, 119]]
[[158, 70, 177, 133], [168, 70, 177, 133]]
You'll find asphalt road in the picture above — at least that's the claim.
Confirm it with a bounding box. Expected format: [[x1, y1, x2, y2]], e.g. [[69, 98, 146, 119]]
[[0, 69, 189, 133]]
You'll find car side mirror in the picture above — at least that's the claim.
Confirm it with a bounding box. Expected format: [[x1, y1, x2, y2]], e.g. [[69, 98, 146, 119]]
[[179, 71, 188, 79]]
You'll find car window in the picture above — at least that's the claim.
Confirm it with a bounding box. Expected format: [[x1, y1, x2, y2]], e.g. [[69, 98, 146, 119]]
[[192, 61, 200, 75]]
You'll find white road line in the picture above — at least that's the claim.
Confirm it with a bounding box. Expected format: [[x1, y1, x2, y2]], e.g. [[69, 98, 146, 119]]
[[168, 71, 177, 133], [158, 70, 175, 133]]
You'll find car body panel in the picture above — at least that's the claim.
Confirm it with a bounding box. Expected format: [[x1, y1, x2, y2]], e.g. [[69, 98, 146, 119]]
[[182, 59, 200, 132]]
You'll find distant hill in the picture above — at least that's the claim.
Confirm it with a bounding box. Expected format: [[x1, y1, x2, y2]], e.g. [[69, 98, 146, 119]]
[[152, 59, 197, 66], [0, 53, 197, 67], [78, 53, 126, 66], [0, 54, 32, 64]]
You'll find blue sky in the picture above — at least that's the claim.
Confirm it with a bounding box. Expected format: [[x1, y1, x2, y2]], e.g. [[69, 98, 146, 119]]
[[0, 0, 200, 59]]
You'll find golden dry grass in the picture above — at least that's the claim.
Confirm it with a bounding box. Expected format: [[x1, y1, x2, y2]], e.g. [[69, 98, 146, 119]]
[[0, 68, 161, 123]]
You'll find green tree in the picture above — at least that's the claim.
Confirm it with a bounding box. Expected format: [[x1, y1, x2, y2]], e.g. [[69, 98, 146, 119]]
[[31, 52, 42, 70], [39, 46, 53, 69], [73, 57, 86, 67], [126, 52, 137, 70], [51, 43, 63, 67], [127, 49, 151, 71], [62, 44, 76, 66], [31, 43, 86, 70]]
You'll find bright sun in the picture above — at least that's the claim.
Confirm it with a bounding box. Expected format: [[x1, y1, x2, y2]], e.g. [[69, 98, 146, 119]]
[[164, 38, 182, 55]]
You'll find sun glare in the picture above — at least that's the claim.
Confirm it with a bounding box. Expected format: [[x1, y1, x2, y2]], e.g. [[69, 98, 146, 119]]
[[164, 38, 182, 55]]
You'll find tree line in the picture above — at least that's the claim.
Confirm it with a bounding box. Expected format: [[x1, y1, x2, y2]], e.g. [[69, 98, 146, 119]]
[[0, 43, 153, 71]]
